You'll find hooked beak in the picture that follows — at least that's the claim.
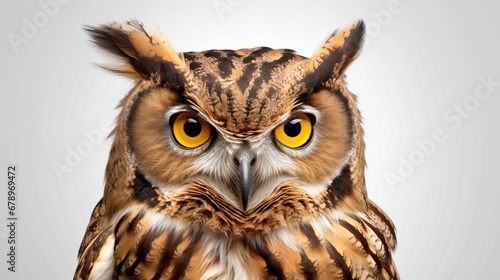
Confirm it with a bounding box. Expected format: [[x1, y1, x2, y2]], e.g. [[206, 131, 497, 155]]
[[234, 147, 256, 211]]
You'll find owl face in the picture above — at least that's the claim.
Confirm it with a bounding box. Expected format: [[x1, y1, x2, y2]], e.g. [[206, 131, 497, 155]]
[[129, 86, 352, 210], [88, 20, 364, 214]]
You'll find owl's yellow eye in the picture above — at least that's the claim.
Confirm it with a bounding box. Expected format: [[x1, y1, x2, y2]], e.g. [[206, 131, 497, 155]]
[[171, 113, 212, 148], [274, 113, 314, 148]]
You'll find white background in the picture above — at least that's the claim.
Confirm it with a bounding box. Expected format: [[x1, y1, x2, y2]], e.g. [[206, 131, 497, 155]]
[[1, 0, 499, 279]]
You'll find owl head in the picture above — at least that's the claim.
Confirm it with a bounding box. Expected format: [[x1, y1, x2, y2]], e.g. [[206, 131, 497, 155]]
[[87, 20, 368, 236]]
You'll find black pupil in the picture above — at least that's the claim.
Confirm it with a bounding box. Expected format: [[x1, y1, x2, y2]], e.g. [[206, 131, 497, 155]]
[[284, 119, 302, 137], [184, 118, 202, 137]]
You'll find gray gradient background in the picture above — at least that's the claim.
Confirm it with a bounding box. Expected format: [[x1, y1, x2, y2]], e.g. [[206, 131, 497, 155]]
[[1, 0, 499, 279]]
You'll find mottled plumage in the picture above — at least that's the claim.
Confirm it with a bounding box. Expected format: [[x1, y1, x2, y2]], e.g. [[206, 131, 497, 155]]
[[75, 20, 399, 280]]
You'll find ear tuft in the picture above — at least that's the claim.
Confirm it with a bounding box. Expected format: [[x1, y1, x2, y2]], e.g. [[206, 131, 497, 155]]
[[85, 20, 187, 90], [303, 20, 365, 90]]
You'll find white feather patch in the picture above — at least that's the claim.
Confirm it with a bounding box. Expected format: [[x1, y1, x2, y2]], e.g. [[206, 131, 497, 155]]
[[88, 235, 115, 280], [199, 231, 255, 280]]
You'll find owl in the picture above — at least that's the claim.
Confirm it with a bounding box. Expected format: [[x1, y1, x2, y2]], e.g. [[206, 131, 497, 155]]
[[74, 20, 399, 280]]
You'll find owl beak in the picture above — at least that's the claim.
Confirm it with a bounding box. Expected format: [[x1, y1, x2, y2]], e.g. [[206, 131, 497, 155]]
[[235, 147, 255, 211]]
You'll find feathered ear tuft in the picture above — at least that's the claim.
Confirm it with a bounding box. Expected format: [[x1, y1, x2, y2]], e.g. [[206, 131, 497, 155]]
[[302, 20, 365, 91], [85, 20, 187, 91]]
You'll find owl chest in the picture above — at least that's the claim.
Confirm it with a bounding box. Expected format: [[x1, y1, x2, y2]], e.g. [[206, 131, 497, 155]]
[[114, 219, 329, 279], [173, 231, 321, 280], [111, 207, 385, 279], [187, 229, 388, 280], [162, 228, 363, 280]]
